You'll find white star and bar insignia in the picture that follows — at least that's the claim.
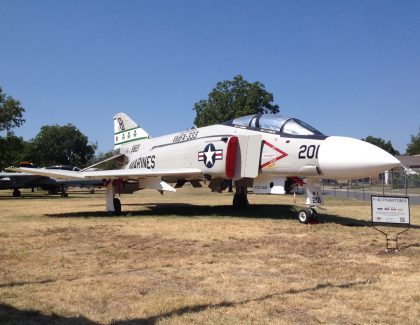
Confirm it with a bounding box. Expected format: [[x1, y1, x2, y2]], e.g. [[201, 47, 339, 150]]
[[198, 143, 223, 168]]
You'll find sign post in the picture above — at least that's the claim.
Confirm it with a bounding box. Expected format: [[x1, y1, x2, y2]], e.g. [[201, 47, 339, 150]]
[[371, 196, 410, 251]]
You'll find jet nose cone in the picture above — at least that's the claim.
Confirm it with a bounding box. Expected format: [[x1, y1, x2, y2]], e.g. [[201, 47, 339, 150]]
[[318, 136, 400, 180]]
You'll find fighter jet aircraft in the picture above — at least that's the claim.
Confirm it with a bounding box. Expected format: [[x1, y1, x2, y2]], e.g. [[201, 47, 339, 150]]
[[1, 163, 102, 197], [8, 112, 400, 223]]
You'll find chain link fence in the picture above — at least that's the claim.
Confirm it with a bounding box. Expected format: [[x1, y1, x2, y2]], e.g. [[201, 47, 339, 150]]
[[321, 170, 420, 204]]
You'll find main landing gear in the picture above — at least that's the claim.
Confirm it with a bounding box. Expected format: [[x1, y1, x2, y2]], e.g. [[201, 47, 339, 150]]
[[13, 189, 21, 197], [106, 180, 122, 215], [113, 198, 121, 215], [297, 207, 318, 224], [233, 186, 249, 209]]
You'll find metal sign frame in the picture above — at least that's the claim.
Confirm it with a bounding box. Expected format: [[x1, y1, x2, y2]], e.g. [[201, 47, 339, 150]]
[[371, 195, 410, 251]]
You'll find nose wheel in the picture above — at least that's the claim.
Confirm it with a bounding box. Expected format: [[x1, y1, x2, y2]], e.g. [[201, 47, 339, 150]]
[[297, 208, 317, 224]]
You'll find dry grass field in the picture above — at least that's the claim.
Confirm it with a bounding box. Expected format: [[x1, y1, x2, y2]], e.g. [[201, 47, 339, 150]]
[[0, 187, 419, 324]]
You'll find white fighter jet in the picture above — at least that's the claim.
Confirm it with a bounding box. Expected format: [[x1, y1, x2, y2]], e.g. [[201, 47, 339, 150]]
[[8, 112, 400, 223]]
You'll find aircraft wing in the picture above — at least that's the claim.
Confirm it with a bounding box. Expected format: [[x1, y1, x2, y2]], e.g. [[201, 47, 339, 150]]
[[82, 168, 203, 180], [6, 167, 83, 179], [0, 172, 39, 178], [6, 167, 203, 180]]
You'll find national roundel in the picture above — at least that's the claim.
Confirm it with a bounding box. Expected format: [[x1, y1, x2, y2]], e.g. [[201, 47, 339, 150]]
[[204, 143, 216, 168], [198, 143, 223, 168]]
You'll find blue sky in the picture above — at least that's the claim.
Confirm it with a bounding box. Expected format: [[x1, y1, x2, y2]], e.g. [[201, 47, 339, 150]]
[[1, 0, 419, 154]]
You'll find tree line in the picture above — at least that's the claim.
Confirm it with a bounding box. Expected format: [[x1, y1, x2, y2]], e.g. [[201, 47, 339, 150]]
[[1, 77, 420, 171]]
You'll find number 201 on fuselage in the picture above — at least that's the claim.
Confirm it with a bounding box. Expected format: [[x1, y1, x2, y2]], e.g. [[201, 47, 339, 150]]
[[298, 145, 320, 159]]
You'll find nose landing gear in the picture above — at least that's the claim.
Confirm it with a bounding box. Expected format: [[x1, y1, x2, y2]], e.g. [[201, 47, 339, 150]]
[[297, 208, 318, 224], [297, 178, 322, 224]]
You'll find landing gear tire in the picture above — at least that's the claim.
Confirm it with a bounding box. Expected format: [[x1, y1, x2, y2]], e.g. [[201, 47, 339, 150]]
[[233, 195, 241, 208], [233, 185, 249, 209], [13, 189, 21, 197], [61, 192, 68, 198], [233, 193, 249, 209], [298, 208, 314, 224], [113, 198, 122, 215]]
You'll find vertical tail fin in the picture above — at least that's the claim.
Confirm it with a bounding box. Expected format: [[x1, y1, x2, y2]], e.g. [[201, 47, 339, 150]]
[[113, 112, 150, 151]]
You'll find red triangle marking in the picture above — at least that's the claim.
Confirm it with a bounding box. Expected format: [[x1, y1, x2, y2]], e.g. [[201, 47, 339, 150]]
[[260, 140, 288, 168]]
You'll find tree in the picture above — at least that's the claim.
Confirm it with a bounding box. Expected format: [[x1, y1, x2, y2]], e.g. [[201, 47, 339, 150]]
[[28, 124, 97, 167], [193, 75, 279, 127], [406, 127, 420, 155], [0, 134, 30, 169], [0, 87, 25, 133], [362, 136, 400, 156], [0, 87, 26, 170]]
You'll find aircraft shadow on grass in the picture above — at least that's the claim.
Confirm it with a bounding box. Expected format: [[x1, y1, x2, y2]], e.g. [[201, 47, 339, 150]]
[[43, 202, 420, 229], [0, 279, 375, 325], [0, 303, 96, 325], [45, 203, 298, 220]]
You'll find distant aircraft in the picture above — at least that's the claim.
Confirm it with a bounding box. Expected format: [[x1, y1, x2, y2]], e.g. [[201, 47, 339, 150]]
[[1, 163, 102, 197], [8, 113, 400, 223]]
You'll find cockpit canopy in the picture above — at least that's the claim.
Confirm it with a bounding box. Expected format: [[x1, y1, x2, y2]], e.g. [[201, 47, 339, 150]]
[[226, 114, 324, 136]]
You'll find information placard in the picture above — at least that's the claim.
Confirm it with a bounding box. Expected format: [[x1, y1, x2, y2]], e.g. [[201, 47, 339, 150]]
[[371, 196, 410, 224]]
